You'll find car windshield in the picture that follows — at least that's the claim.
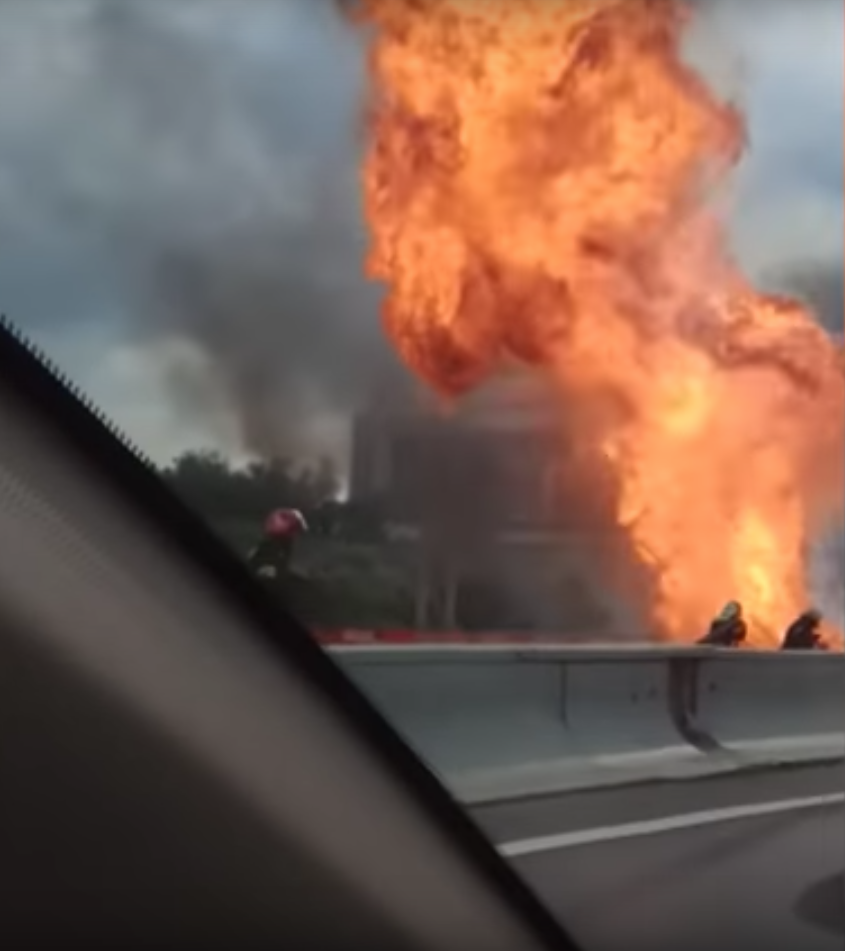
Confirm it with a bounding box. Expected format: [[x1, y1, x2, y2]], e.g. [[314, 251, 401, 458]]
[[3, 2, 843, 949]]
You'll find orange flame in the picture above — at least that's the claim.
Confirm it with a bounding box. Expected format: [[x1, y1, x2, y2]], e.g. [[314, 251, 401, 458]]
[[351, 0, 844, 647]]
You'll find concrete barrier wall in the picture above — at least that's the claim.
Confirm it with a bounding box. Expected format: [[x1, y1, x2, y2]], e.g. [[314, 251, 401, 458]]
[[694, 652, 844, 761], [333, 645, 845, 804]]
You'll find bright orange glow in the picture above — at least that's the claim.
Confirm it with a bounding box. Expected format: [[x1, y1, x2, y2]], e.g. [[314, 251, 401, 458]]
[[351, 0, 845, 647]]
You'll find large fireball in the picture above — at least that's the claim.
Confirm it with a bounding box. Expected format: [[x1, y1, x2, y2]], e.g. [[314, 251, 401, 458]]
[[349, 0, 844, 647]]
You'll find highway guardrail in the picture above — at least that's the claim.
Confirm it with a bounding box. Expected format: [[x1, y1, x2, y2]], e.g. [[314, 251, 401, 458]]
[[331, 645, 845, 803]]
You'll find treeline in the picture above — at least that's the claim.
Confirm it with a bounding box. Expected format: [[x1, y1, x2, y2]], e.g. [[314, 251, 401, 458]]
[[158, 449, 386, 545]]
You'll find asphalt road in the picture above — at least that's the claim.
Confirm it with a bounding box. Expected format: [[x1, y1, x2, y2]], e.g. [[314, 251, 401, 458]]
[[471, 765, 844, 951], [472, 762, 844, 842]]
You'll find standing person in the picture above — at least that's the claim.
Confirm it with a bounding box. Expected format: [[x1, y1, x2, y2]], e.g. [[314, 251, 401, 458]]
[[697, 600, 747, 647], [247, 508, 309, 581]]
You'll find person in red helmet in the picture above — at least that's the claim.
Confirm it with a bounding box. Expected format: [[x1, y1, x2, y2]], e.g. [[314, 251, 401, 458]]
[[247, 508, 309, 581]]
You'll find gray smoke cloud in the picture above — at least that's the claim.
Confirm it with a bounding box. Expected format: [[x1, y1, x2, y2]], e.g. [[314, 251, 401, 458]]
[[95, 0, 409, 461], [772, 262, 844, 334], [142, 203, 407, 461], [0, 0, 408, 463], [810, 524, 845, 631]]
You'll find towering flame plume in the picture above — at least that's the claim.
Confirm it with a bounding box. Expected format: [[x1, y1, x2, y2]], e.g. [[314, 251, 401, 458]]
[[349, 0, 845, 648]]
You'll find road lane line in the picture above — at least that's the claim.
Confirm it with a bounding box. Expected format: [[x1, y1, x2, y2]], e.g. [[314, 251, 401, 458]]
[[499, 792, 845, 857]]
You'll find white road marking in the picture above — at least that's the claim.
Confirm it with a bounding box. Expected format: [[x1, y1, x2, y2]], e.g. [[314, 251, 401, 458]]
[[499, 792, 845, 857]]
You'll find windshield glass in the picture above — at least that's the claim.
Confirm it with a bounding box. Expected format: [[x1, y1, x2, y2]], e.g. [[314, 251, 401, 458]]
[[4, 2, 843, 949]]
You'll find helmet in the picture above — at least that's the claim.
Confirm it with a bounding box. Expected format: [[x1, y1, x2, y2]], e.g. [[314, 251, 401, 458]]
[[717, 600, 742, 622], [803, 607, 823, 624], [264, 508, 309, 538]]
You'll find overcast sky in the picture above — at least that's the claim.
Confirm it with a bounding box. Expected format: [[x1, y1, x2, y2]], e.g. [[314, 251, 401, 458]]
[[0, 0, 841, 466]]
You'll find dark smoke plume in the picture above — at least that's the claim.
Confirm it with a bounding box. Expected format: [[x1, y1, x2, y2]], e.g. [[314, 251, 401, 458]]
[[97, 0, 410, 462], [142, 200, 408, 461], [772, 262, 844, 335]]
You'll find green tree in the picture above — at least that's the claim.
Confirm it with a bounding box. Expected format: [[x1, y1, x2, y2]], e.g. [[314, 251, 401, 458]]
[[158, 449, 388, 550], [160, 450, 340, 524]]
